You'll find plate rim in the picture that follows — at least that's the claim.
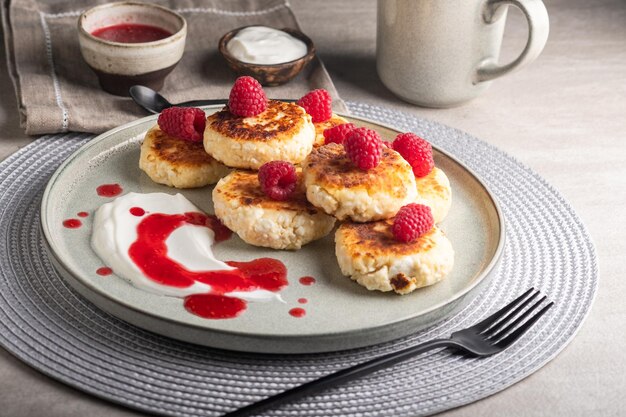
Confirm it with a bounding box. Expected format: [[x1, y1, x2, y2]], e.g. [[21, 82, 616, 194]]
[[40, 107, 506, 344]]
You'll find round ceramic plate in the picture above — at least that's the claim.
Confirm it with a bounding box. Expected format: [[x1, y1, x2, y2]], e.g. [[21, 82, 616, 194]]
[[41, 107, 504, 354]]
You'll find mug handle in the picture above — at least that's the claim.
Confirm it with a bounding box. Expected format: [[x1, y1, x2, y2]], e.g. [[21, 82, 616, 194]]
[[476, 0, 549, 83]]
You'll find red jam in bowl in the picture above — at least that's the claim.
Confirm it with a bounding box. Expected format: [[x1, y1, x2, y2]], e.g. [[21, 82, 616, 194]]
[[91, 23, 172, 43]]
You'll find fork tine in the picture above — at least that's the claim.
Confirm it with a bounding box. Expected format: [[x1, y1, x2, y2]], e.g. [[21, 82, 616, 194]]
[[481, 291, 541, 335], [495, 301, 554, 349], [487, 295, 547, 340], [470, 288, 537, 333]]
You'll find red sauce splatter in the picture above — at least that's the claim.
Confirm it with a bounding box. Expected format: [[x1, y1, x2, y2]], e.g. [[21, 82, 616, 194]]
[[91, 23, 172, 43], [96, 267, 113, 276], [128, 211, 284, 319], [96, 183, 123, 197], [63, 219, 82, 228], [184, 294, 247, 319], [130, 207, 145, 216], [77, 211, 89, 217], [289, 308, 306, 318], [297, 298, 308, 304], [299, 276, 316, 286]]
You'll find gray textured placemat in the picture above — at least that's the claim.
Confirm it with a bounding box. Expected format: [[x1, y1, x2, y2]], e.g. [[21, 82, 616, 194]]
[[0, 103, 597, 417]]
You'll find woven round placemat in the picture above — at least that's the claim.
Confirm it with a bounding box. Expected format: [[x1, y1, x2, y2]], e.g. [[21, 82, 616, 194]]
[[0, 103, 597, 417]]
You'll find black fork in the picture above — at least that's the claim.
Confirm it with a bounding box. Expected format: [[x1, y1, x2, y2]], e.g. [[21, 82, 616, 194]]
[[223, 288, 553, 417]]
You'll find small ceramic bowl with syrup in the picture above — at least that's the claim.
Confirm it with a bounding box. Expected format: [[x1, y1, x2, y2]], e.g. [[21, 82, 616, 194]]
[[219, 25, 315, 86], [78, 1, 186, 96]]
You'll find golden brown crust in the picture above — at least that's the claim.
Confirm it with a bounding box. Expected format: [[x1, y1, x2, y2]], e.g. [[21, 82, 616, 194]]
[[206, 100, 307, 142], [303, 143, 411, 195], [390, 273, 411, 291], [337, 219, 438, 258], [213, 170, 319, 214], [144, 126, 215, 167], [417, 168, 451, 198], [414, 167, 452, 223]]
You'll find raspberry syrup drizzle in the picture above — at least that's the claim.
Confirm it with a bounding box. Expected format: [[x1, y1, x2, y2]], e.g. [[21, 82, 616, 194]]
[[63, 219, 82, 228], [128, 211, 287, 319], [96, 267, 113, 276], [97, 183, 123, 197], [299, 276, 316, 286], [129, 207, 145, 216], [289, 307, 306, 318]]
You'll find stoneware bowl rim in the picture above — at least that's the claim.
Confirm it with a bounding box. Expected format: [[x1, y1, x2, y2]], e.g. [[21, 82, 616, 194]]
[[78, 1, 187, 48], [218, 25, 316, 69]]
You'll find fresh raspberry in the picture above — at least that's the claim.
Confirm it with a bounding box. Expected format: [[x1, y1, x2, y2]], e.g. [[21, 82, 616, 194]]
[[343, 127, 383, 170], [228, 76, 267, 117], [392, 132, 434, 177], [323, 123, 356, 145], [258, 161, 297, 201], [297, 89, 332, 122], [157, 107, 206, 142], [392, 204, 434, 243]]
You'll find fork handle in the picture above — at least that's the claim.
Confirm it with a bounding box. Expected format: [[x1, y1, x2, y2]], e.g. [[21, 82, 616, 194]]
[[223, 338, 454, 417]]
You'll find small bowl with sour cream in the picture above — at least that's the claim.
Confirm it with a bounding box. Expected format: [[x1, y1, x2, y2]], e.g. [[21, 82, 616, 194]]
[[218, 25, 316, 86]]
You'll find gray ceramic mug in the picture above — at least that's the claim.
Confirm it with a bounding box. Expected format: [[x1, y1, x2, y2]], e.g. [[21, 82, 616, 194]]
[[376, 0, 549, 107]]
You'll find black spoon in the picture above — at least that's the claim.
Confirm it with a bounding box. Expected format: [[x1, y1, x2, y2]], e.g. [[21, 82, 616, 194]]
[[129, 85, 296, 114], [129, 85, 230, 114]]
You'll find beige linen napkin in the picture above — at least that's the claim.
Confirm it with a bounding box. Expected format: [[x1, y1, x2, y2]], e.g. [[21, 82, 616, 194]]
[[1, 0, 347, 135]]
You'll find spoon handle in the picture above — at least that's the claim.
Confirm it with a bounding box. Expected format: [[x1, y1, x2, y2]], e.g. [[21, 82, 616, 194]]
[[177, 99, 228, 107], [176, 98, 296, 108]]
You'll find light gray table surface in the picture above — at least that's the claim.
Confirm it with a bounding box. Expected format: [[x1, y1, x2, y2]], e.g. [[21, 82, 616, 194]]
[[1, 0, 624, 416]]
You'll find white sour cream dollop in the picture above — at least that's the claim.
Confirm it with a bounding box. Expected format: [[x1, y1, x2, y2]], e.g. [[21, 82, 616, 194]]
[[91, 192, 281, 302], [226, 26, 308, 64]]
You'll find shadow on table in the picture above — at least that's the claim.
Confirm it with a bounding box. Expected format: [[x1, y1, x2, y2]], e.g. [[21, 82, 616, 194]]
[[320, 52, 399, 101]]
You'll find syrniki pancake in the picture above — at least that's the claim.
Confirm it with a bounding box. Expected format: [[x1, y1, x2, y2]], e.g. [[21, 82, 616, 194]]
[[139, 125, 230, 189], [313, 114, 348, 147], [302, 143, 418, 222], [335, 220, 454, 294], [415, 167, 452, 223], [212, 170, 336, 250], [204, 100, 315, 170]]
